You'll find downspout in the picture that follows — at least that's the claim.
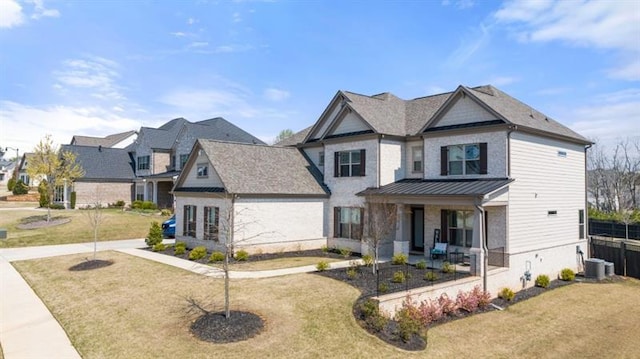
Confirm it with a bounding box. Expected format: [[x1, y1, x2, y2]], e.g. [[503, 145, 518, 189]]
[[475, 199, 488, 293], [377, 135, 382, 188], [584, 143, 592, 260], [506, 125, 517, 178]]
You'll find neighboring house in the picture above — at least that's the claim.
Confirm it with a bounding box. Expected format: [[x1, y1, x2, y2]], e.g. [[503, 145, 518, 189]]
[[0, 159, 16, 188], [70, 130, 137, 149], [173, 139, 329, 253], [130, 117, 265, 208], [59, 145, 136, 208], [15, 153, 37, 187], [176, 84, 588, 294]]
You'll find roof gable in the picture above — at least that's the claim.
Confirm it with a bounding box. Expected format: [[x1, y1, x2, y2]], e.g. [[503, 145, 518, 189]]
[[179, 140, 328, 196]]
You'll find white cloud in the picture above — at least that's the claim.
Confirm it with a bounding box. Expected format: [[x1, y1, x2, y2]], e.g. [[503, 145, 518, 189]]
[[263, 88, 290, 102], [187, 41, 209, 48], [446, 23, 490, 67], [566, 88, 640, 146], [0, 101, 140, 152], [171, 31, 187, 37], [232, 12, 242, 23], [494, 0, 640, 81], [0, 0, 25, 28], [28, 0, 59, 19], [187, 17, 197, 25], [442, 0, 475, 10], [53, 56, 125, 101]]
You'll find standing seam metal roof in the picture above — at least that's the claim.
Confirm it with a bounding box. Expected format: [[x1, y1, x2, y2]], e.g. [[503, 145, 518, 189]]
[[357, 178, 513, 197]]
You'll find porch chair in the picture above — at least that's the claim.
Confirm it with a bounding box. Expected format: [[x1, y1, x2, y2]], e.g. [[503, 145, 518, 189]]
[[430, 242, 448, 260]]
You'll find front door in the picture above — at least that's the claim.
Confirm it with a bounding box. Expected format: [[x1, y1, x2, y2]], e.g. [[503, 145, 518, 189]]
[[411, 207, 424, 251]]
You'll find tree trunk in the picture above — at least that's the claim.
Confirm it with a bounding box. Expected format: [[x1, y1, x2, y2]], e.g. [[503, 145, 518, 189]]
[[93, 226, 98, 261]]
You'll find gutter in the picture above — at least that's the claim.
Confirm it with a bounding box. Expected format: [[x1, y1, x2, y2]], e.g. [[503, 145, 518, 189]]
[[377, 136, 382, 188]]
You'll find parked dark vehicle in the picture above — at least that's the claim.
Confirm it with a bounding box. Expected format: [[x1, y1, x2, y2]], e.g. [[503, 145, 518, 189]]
[[162, 215, 175, 238]]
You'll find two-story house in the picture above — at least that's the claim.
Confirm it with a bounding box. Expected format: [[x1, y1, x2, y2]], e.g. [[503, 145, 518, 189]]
[[174, 84, 590, 292], [131, 118, 264, 208]]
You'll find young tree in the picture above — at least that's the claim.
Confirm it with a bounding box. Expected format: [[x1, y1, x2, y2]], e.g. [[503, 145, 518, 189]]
[[27, 135, 84, 222], [273, 129, 294, 144], [363, 196, 397, 273], [84, 188, 106, 261]]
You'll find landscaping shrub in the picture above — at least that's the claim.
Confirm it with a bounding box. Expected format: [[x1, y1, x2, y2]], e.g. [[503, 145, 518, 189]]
[[498, 287, 515, 301], [131, 200, 143, 209], [424, 271, 438, 281], [417, 299, 443, 324], [12, 179, 28, 195], [362, 254, 374, 266], [346, 266, 358, 279], [152, 243, 166, 252], [174, 246, 186, 255], [395, 301, 422, 342], [441, 261, 455, 274], [378, 283, 389, 293], [316, 261, 330, 271], [48, 203, 65, 210], [535, 274, 550, 288], [38, 180, 49, 208], [160, 209, 172, 216], [321, 245, 329, 253], [209, 251, 225, 262], [114, 200, 125, 208], [145, 221, 163, 247], [141, 201, 157, 210], [392, 271, 406, 283], [438, 294, 458, 315], [339, 247, 352, 258], [560, 268, 575, 281], [235, 249, 249, 261], [391, 253, 408, 265], [175, 241, 187, 250], [70, 191, 76, 209], [359, 299, 388, 333], [415, 260, 427, 270], [456, 286, 491, 312], [189, 246, 207, 260], [7, 177, 16, 191]]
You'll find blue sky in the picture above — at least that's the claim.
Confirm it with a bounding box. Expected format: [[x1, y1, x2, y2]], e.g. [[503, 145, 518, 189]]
[[0, 0, 638, 157]]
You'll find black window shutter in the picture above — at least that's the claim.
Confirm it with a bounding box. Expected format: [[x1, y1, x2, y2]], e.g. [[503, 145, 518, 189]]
[[183, 205, 188, 235], [440, 210, 448, 244], [360, 149, 366, 176], [215, 207, 219, 238], [440, 147, 448, 176], [334, 207, 341, 237], [334, 152, 340, 177], [479, 142, 488, 174]]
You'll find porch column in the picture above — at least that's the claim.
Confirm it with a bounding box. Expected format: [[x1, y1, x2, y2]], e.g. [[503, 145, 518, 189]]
[[143, 179, 148, 201], [152, 181, 157, 203], [63, 180, 68, 209], [393, 204, 409, 256], [470, 206, 485, 277]]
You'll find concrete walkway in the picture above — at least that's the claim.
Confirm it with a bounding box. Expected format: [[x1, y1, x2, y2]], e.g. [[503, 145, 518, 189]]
[[0, 239, 361, 358]]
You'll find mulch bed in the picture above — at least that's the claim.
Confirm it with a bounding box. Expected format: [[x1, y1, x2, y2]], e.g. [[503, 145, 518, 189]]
[[191, 311, 264, 343], [68, 259, 114, 271], [148, 246, 359, 265], [17, 216, 70, 230]]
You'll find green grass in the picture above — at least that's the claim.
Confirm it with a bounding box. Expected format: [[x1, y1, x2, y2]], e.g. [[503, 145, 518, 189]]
[[12, 252, 640, 358], [0, 209, 165, 248]]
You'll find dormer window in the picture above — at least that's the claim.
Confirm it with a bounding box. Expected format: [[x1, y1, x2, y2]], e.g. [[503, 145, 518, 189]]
[[441, 143, 487, 176], [319, 151, 325, 167], [137, 155, 150, 170], [180, 154, 189, 169]]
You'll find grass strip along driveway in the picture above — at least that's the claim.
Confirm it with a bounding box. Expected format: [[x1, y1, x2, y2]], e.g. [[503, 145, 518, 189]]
[[13, 251, 640, 358], [0, 209, 163, 248]]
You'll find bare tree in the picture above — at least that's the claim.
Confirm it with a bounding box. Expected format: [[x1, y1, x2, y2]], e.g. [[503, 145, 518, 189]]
[[213, 193, 275, 319], [363, 196, 397, 273], [83, 186, 105, 261]]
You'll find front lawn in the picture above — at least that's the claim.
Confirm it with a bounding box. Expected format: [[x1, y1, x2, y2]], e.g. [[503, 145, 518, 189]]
[[0, 209, 164, 248], [12, 252, 640, 358]]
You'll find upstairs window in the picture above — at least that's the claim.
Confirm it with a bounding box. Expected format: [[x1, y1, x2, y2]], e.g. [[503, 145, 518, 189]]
[[412, 146, 423, 172], [334, 207, 363, 240], [441, 143, 487, 176], [184, 205, 197, 237], [204, 206, 219, 241], [137, 155, 150, 170], [334, 149, 366, 177], [180, 154, 189, 169], [197, 163, 208, 178], [319, 151, 325, 167]]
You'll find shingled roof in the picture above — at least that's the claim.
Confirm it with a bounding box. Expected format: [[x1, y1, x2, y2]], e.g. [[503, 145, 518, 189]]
[[309, 85, 588, 144], [194, 140, 328, 196], [70, 130, 136, 147], [274, 126, 313, 147], [62, 145, 135, 181], [138, 117, 265, 150]]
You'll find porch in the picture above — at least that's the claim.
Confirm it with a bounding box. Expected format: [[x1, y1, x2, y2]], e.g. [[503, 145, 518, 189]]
[[135, 171, 180, 209]]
